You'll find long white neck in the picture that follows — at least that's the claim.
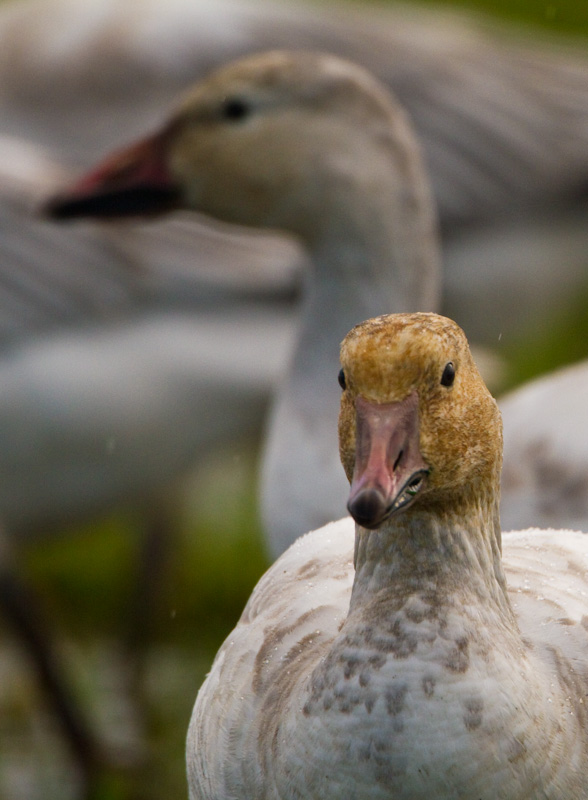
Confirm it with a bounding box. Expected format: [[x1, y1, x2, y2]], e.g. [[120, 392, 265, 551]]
[[262, 138, 440, 557]]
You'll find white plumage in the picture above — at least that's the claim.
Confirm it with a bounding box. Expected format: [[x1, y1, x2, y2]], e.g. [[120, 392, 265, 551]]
[[501, 360, 588, 533]]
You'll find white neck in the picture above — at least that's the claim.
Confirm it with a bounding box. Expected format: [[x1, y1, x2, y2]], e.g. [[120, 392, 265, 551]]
[[350, 497, 510, 621], [297, 147, 440, 371], [262, 143, 440, 557]]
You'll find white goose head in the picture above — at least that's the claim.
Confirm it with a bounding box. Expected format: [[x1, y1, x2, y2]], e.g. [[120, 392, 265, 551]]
[[47, 51, 436, 261]]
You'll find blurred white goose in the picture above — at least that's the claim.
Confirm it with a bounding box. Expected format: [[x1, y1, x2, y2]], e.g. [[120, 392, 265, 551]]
[[48, 50, 440, 557], [187, 312, 588, 800], [2, 0, 588, 534], [500, 359, 588, 532]]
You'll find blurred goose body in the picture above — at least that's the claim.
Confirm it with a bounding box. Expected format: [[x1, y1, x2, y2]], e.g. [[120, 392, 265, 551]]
[[500, 359, 588, 533], [0, 138, 298, 533], [187, 312, 588, 799]]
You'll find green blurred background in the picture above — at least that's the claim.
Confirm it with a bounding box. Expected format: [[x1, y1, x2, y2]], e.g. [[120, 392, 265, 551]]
[[406, 0, 588, 36], [3, 1, 588, 799]]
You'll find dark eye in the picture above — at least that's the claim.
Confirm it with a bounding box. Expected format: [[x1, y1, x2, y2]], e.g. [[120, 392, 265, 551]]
[[440, 362, 455, 387], [338, 369, 346, 390], [221, 97, 250, 121]]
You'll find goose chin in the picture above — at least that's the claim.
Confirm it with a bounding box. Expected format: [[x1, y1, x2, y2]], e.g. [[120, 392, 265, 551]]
[[45, 184, 180, 219], [348, 468, 428, 529]]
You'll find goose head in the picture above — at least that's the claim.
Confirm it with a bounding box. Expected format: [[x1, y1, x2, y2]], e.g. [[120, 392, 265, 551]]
[[46, 50, 436, 259], [338, 312, 502, 530]]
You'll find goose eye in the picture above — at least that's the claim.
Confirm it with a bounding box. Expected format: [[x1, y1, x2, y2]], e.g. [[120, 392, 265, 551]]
[[221, 97, 250, 121], [440, 362, 455, 387], [338, 369, 346, 390]]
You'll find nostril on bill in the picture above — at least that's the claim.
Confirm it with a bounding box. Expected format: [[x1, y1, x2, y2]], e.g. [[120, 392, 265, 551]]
[[392, 449, 404, 472]]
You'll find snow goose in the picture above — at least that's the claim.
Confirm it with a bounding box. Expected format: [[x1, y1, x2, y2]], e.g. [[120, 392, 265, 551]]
[[47, 50, 440, 557], [187, 311, 588, 800], [33, 2, 588, 539]]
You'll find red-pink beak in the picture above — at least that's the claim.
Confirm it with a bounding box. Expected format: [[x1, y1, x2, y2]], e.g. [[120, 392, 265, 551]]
[[347, 392, 429, 529], [44, 129, 180, 220]]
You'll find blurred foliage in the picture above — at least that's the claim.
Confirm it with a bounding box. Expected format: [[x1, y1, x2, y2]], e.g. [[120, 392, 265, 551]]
[[502, 284, 588, 390], [23, 441, 268, 648], [373, 0, 588, 36]]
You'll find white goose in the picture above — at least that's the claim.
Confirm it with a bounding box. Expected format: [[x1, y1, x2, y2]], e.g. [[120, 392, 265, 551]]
[[48, 50, 440, 557], [187, 311, 588, 800], [500, 359, 588, 532]]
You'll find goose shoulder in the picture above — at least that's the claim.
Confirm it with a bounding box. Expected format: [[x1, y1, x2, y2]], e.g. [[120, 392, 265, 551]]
[[503, 529, 588, 667], [187, 517, 355, 797]]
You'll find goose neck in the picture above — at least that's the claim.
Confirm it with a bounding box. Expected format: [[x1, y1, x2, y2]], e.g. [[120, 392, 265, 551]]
[[350, 498, 513, 625], [305, 172, 440, 318]]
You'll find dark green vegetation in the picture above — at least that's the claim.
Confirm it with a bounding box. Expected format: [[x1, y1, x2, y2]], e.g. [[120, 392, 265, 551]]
[[370, 0, 588, 37], [502, 284, 588, 391]]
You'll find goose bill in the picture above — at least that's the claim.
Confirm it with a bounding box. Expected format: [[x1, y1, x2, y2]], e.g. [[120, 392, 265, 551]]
[[44, 131, 180, 219], [347, 392, 428, 529]]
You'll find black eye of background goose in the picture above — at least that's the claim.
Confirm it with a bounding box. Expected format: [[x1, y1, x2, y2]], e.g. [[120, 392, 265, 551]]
[[338, 369, 346, 390], [440, 362, 455, 387], [221, 97, 250, 121]]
